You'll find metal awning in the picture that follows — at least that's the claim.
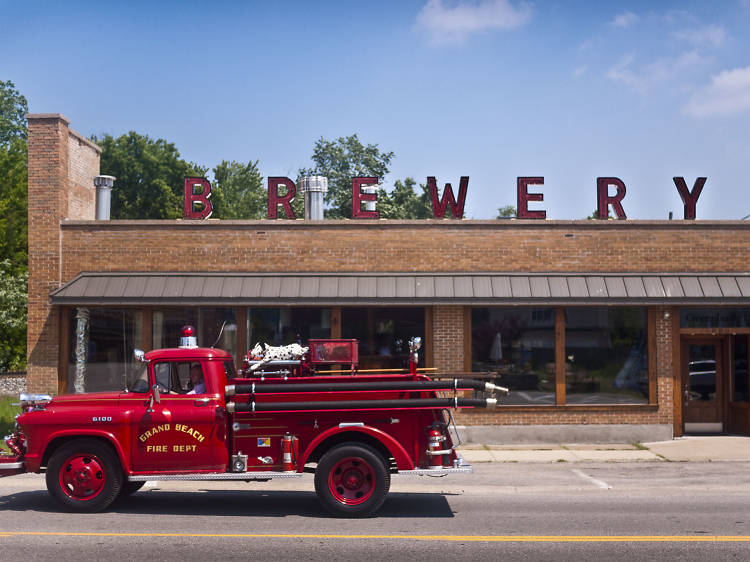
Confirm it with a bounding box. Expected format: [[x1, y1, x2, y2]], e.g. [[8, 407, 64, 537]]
[[49, 272, 750, 306]]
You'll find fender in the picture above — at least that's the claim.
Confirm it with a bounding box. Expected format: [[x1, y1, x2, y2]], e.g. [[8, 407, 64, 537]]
[[300, 424, 414, 470], [28, 429, 131, 474]]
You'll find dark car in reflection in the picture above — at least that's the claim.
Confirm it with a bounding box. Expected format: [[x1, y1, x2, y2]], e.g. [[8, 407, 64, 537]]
[[688, 360, 716, 400]]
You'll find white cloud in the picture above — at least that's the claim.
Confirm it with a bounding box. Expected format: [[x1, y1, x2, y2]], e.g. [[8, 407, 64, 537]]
[[607, 50, 709, 95], [611, 12, 639, 28], [573, 65, 587, 77], [672, 24, 726, 48], [415, 0, 532, 44], [685, 66, 750, 117]]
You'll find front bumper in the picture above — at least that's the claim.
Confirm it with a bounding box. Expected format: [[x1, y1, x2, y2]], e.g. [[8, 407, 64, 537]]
[[0, 454, 24, 477]]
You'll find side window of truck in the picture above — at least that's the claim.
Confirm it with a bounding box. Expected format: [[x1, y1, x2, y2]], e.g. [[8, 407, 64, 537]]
[[154, 362, 204, 394], [154, 363, 172, 392]]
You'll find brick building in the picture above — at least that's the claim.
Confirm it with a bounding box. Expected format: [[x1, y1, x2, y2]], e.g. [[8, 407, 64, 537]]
[[26, 114, 750, 442]]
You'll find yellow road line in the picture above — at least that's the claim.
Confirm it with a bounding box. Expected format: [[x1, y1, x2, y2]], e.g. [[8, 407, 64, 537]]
[[1, 532, 749, 542]]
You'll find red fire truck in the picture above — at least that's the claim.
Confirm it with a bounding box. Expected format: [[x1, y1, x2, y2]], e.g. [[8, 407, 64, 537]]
[[1, 327, 505, 517]]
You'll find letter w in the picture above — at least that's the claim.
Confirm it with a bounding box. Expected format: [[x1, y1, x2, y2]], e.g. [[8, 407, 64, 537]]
[[427, 176, 468, 218]]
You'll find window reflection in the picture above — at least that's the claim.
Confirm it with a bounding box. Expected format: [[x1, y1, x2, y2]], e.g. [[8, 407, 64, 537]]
[[472, 308, 555, 405], [732, 335, 749, 402], [341, 307, 424, 370], [246, 308, 330, 348], [152, 308, 237, 359], [681, 308, 750, 328], [68, 308, 142, 393], [565, 307, 648, 405]]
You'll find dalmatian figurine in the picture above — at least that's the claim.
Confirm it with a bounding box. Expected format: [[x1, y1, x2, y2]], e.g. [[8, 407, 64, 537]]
[[250, 342, 309, 371]]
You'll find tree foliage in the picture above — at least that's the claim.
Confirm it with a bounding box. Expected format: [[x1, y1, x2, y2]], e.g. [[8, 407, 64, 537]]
[[0, 80, 28, 271], [299, 134, 394, 219], [377, 178, 433, 219], [210, 159, 265, 219], [0, 81, 28, 371], [0, 137, 27, 273], [0, 80, 27, 146], [94, 132, 207, 219], [496, 205, 516, 218], [0, 260, 27, 371]]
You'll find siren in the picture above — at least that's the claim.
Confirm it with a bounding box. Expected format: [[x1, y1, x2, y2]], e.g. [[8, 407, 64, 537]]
[[179, 325, 198, 348]]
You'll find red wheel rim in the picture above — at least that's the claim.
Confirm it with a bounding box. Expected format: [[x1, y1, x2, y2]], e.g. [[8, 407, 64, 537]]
[[328, 456, 375, 505], [58, 454, 107, 501]]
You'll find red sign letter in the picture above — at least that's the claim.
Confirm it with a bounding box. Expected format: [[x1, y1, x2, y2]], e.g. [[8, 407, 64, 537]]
[[352, 177, 379, 219], [183, 177, 213, 219], [267, 177, 297, 219], [673, 177, 706, 220], [517, 177, 546, 219], [427, 176, 468, 219], [596, 177, 627, 219]]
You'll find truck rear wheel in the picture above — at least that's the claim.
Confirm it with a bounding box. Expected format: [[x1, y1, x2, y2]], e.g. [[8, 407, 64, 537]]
[[46, 439, 123, 512], [314, 443, 390, 517]]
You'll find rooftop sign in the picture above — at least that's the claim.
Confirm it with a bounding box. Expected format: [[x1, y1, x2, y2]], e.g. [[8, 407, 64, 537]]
[[183, 176, 707, 221]]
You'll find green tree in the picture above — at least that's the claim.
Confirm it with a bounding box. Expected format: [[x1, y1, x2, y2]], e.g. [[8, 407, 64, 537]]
[[377, 177, 433, 219], [0, 260, 27, 371], [0, 80, 27, 145], [94, 132, 207, 219], [211, 159, 266, 219], [496, 205, 516, 218], [586, 208, 612, 219], [0, 80, 28, 272], [299, 134, 394, 219], [0, 137, 27, 273], [0, 80, 29, 371]]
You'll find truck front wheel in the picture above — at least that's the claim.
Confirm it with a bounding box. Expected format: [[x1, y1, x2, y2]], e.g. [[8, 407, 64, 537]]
[[314, 443, 390, 517], [46, 439, 123, 512]]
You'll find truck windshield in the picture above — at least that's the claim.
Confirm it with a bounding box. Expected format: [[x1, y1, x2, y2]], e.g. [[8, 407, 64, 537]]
[[127, 363, 149, 393]]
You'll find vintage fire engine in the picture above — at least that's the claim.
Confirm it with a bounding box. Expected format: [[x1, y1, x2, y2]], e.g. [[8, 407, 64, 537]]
[[0, 327, 506, 517]]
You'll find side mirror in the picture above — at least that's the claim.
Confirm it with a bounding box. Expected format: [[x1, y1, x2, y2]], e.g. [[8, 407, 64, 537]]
[[152, 384, 161, 403], [134, 349, 148, 363], [147, 383, 161, 413]]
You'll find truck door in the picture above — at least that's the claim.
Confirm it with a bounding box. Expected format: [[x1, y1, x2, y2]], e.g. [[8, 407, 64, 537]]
[[130, 361, 227, 472]]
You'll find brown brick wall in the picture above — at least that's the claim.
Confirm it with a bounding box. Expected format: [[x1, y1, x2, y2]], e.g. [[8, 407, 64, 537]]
[[27, 114, 99, 393], [57, 220, 750, 276], [67, 130, 100, 220], [432, 306, 464, 373]]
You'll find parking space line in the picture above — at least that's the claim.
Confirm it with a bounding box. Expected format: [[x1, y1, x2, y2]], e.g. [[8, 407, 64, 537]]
[[571, 468, 612, 489]]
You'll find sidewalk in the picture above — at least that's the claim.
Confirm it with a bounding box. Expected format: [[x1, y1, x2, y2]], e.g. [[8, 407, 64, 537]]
[[459, 435, 750, 463]]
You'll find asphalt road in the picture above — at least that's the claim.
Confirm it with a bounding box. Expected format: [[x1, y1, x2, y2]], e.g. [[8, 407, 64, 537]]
[[2, 463, 750, 561]]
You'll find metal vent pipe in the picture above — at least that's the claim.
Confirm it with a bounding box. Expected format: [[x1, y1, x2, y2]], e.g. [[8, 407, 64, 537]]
[[299, 176, 328, 220], [94, 175, 116, 220]]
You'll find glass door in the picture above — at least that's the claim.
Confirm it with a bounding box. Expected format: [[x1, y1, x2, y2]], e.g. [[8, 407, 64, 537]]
[[682, 339, 723, 433]]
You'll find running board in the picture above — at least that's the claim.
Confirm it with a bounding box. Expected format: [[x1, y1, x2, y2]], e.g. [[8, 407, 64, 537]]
[[128, 471, 305, 482], [397, 465, 473, 476]]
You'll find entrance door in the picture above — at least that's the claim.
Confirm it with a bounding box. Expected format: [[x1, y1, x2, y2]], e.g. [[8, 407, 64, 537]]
[[682, 339, 723, 433]]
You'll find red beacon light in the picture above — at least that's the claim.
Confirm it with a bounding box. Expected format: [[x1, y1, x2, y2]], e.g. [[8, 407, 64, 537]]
[[179, 325, 198, 348]]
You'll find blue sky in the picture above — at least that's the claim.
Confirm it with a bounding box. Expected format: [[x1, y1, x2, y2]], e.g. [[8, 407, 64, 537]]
[[3, 0, 750, 219]]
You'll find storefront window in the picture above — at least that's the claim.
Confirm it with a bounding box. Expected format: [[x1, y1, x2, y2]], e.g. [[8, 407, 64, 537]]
[[152, 308, 237, 359], [247, 308, 330, 348], [565, 307, 648, 405], [341, 307, 425, 370], [681, 308, 750, 328], [732, 335, 749, 402], [472, 308, 555, 405], [67, 308, 142, 393]]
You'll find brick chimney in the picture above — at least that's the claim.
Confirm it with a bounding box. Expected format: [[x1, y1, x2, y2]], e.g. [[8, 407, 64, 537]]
[[26, 114, 101, 393]]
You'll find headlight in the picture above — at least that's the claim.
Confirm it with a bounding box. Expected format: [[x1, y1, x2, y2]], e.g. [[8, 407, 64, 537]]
[[18, 393, 52, 411]]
